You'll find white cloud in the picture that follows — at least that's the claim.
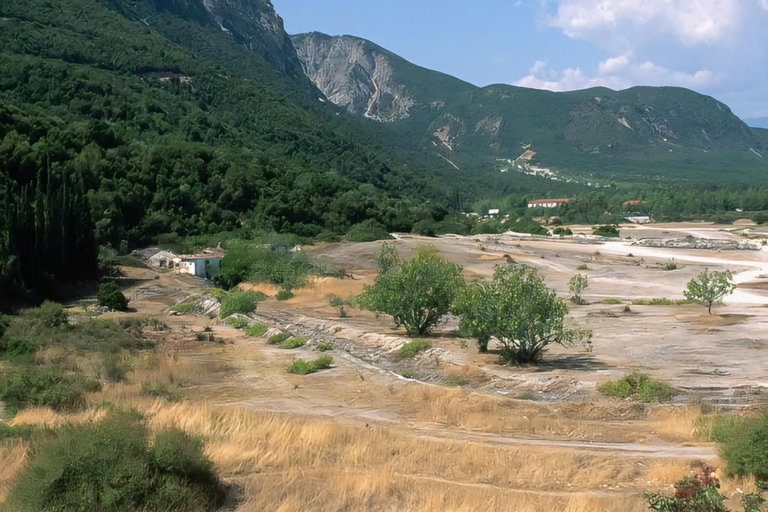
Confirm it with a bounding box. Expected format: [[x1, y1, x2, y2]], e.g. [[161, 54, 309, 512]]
[[515, 56, 715, 92], [550, 0, 753, 47]]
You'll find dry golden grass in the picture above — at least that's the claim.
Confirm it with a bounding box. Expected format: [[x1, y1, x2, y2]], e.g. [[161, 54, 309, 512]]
[[143, 401, 698, 511]]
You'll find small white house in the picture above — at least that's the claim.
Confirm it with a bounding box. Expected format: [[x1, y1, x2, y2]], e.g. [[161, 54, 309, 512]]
[[147, 250, 178, 270], [528, 199, 570, 209], [176, 257, 221, 278], [488, 209, 500, 216]]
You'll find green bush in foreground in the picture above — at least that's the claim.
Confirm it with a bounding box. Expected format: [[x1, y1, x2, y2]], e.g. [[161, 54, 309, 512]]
[[0, 368, 101, 417], [287, 356, 333, 375], [171, 301, 198, 314], [97, 282, 129, 311], [219, 291, 265, 318], [276, 289, 294, 301], [267, 332, 292, 345], [598, 372, 677, 403], [282, 337, 308, 349], [4, 412, 226, 512], [316, 342, 333, 352], [244, 323, 269, 337], [398, 339, 431, 358]]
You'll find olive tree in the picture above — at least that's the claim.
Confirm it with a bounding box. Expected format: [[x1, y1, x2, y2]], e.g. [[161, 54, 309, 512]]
[[452, 279, 495, 352], [358, 245, 465, 336], [684, 269, 734, 314], [569, 274, 589, 305], [453, 265, 579, 364]]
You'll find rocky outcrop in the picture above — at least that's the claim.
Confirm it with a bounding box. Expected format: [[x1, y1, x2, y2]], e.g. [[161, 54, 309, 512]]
[[292, 32, 415, 121]]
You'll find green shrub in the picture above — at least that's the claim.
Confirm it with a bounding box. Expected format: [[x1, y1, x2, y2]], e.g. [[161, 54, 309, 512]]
[[0, 337, 36, 362], [398, 339, 432, 358], [102, 354, 132, 383], [444, 374, 469, 387], [328, 295, 344, 308], [552, 227, 573, 235], [345, 219, 393, 242], [316, 342, 333, 352], [0, 368, 101, 416], [598, 373, 677, 403], [721, 414, 768, 481], [602, 298, 622, 304], [276, 289, 294, 301], [172, 301, 198, 314], [219, 291, 265, 318], [664, 262, 678, 271], [29, 301, 70, 330], [471, 220, 507, 235], [97, 282, 129, 311], [282, 337, 308, 349], [218, 242, 311, 291], [267, 332, 292, 345], [505, 218, 548, 236], [225, 316, 250, 329], [399, 368, 414, 379], [592, 225, 620, 238], [141, 381, 182, 402], [576, 264, 590, 271], [518, 390, 540, 401], [244, 323, 269, 337], [4, 412, 225, 512], [286, 356, 333, 375], [0, 422, 42, 441]]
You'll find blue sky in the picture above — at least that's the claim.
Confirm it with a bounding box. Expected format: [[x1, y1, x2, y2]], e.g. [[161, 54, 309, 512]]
[[273, 0, 768, 123]]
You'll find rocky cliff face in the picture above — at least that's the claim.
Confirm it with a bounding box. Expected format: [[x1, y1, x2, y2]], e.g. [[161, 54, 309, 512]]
[[292, 32, 415, 121]]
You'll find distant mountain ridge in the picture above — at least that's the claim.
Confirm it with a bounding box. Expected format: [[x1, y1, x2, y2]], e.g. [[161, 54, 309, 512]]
[[292, 32, 768, 184]]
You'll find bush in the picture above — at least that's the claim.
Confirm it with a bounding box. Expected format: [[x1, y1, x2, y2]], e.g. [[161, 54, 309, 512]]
[[287, 356, 333, 375], [345, 219, 393, 242], [602, 298, 622, 304], [598, 373, 677, 403], [399, 339, 431, 358], [244, 323, 269, 337], [452, 264, 578, 364], [29, 301, 70, 330], [102, 354, 132, 383], [0, 368, 101, 416], [141, 381, 182, 402], [316, 342, 333, 352], [399, 368, 415, 379], [721, 414, 768, 481], [328, 295, 345, 308], [282, 337, 308, 349], [225, 316, 251, 329], [219, 291, 265, 318], [268, 332, 292, 345], [684, 269, 735, 314], [0, 337, 36, 362], [4, 412, 225, 512], [471, 220, 507, 235], [444, 374, 469, 387], [664, 262, 678, 271], [276, 289, 294, 301], [592, 225, 620, 238], [359, 245, 466, 336], [218, 242, 311, 291], [97, 282, 129, 311], [505, 218, 548, 236], [552, 227, 573, 235], [172, 301, 198, 314], [569, 274, 589, 305]]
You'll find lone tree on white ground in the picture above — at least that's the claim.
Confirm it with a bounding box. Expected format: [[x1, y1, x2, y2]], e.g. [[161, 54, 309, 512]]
[[569, 274, 589, 305], [454, 264, 587, 364], [684, 269, 734, 314]]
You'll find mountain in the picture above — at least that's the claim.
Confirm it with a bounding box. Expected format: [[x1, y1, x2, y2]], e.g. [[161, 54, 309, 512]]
[[293, 32, 768, 184]]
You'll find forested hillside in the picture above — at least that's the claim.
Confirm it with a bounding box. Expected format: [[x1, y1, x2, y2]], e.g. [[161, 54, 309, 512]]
[[0, 0, 493, 303]]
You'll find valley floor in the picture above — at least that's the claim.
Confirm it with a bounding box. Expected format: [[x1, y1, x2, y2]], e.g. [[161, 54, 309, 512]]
[[3, 222, 768, 511]]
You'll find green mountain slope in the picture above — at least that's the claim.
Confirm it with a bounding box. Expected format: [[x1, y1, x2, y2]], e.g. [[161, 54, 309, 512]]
[[293, 33, 768, 184], [0, 0, 471, 252]]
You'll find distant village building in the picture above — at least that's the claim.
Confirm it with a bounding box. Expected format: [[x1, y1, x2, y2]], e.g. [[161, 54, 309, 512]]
[[488, 209, 500, 216], [146, 250, 177, 270], [142, 248, 223, 278], [626, 216, 651, 224], [527, 198, 569, 209]]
